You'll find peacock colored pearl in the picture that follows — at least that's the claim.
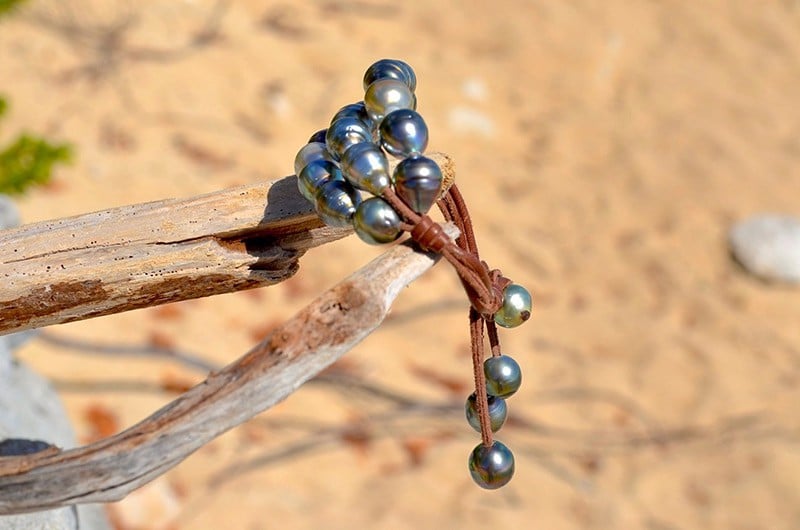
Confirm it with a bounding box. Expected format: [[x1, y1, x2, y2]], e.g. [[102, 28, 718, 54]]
[[364, 78, 416, 124], [379, 109, 429, 158], [331, 102, 373, 129], [315, 179, 362, 228], [465, 392, 508, 433], [340, 141, 391, 195], [393, 154, 443, 214], [307, 128, 328, 144], [363, 58, 417, 92], [326, 117, 372, 161], [353, 197, 403, 245], [468, 441, 515, 489], [297, 160, 343, 202], [294, 141, 331, 176], [484, 355, 522, 399], [493, 284, 532, 328]]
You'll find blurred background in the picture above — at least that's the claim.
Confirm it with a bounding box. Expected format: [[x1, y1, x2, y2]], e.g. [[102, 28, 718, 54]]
[[1, 1, 799, 528]]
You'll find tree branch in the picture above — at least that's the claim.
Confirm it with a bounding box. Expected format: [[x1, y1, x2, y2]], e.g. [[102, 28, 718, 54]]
[[0, 223, 458, 514], [0, 152, 454, 335]]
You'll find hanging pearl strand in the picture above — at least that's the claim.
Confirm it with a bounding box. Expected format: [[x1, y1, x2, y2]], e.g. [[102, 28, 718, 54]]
[[293, 59, 532, 489]]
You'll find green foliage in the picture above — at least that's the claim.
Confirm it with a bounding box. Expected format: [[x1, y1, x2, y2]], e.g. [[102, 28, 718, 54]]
[[0, 135, 72, 194], [0, 0, 28, 18], [0, 97, 73, 195]]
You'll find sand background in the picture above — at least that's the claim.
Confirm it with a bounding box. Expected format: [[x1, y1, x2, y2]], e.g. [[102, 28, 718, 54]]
[[2, 1, 800, 529]]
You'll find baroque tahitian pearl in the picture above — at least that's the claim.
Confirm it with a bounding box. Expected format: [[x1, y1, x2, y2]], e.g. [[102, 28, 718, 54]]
[[297, 160, 343, 202], [315, 179, 362, 228], [393, 154, 443, 214], [484, 355, 522, 399], [294, 141, 331, 176], [353, 197, 402, 245], [363, 58, 417, 92], [340, 141, 391, 195], [465, 392, 508, 433], [469, 441, 515, 489], [379, 108, 429, 158], [326, 117, 372, 161], [331, 102, 374, 131], [493, 283, 532, 328], [364, 78, 416, 124]]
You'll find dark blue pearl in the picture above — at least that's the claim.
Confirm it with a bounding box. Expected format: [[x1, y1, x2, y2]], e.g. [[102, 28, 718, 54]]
[[353, 197, 402, 245], [315, 179, 362, 228], [468, 441, 515, 489], [297, 160, 342, 202], [393, 155, 443, 214], [465, 393, 508, 433], [363, 59, 417, 92], [340, 141, 391, 195], [307, 128, 328, 144], [326, 117, 372, 161], [379, 109, 429, 158], [484, 355, 522, 398]]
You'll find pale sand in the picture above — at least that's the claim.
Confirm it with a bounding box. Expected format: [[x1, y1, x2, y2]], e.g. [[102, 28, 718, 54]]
[[2, 1, 800, 529]]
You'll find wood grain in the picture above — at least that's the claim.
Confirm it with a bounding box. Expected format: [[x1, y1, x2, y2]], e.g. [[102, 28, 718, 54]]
[[0, 152, 454, 335], [0, 224, 458, 514]]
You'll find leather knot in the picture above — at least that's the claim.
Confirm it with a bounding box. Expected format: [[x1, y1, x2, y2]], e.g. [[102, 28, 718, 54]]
[[410, 215, 450, 253]]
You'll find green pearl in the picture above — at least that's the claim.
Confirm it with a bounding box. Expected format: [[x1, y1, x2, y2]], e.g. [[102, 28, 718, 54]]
[[465, 393, 507, 433], [493, 283, 532, 328], [364, 78, 416, 124], [468, 441, 515, 489], [353, 197, 403, 245]]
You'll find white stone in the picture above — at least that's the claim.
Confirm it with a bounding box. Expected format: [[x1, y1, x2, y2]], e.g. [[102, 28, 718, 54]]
[[729, 214, 800, 283]]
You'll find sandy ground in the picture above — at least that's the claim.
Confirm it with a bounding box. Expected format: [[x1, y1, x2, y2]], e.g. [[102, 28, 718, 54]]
[[2, 1, 800, 529]]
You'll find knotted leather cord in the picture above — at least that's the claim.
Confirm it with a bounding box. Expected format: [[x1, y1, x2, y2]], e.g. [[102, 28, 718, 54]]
[[382, 184, 512, 448]]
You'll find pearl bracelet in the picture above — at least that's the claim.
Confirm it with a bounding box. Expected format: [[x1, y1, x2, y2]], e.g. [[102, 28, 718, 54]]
[[294, 59, 532, 489]]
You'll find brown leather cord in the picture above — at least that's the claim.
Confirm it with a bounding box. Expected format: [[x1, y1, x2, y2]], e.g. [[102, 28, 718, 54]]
[[381, 184, 512, 448]]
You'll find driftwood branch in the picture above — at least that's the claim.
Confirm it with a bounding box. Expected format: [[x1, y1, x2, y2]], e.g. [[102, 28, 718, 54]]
[[0, 223, 458, 514], [0, 152, 454, 335]]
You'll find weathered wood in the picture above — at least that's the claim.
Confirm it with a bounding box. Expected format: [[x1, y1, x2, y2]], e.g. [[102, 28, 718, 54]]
[[0, 224, 458, 514], [0, 152, 454, 335]]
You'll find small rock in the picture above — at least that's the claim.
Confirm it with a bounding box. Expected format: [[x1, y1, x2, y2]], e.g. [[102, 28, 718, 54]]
[[729, 214, 800, 283], [0, 195, 20, 230]]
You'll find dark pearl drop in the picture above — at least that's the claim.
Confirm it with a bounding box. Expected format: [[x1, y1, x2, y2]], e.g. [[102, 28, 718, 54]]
[[363, 59, 417, 92], [379, 109, 429, 158], [468, 441, 515, 489], [340, 141, 391, 195], [326, 117, 372, 161], [307, 128, 328, 144], [364, 78, 416, 124], [294, 142, 332, 177], [297, 160, 343, 202], [465, 392, 508, 433], [315, 179, 362, 228], [493, 284, 532, 328], [393, 155, 443, 214], [484, 355, 522, 399], [353, 197, 402, 245]]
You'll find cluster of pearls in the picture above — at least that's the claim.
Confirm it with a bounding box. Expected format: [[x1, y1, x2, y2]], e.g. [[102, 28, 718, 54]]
[[294, 59, 533, 490], [295, 59, 441, 247]]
